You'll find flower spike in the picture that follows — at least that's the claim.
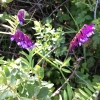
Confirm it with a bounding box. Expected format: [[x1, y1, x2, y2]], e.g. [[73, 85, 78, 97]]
[[10, 29, 35, 50], [69, 24, 95, 52], [17, 9, 26, 25]]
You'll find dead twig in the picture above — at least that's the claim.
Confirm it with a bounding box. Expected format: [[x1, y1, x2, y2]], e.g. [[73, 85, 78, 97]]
[[50, 57, 84, 98]]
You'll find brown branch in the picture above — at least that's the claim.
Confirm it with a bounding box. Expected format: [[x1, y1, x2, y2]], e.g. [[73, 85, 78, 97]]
[[50, 57, 84, 98]]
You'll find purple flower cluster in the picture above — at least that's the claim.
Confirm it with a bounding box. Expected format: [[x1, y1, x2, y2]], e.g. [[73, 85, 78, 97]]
[[17, 9, 26, 25], [10, 29, 34, 50], [69, 24, 95, 52], [10, 9, 35, 50]]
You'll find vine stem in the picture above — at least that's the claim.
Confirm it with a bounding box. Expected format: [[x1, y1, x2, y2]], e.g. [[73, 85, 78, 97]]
[[36, 47, 56, 65], [65, 6, 79, 31], [59, 69, 66, 81], [23, 9, 37, 26], [36, 50, 58, 69]]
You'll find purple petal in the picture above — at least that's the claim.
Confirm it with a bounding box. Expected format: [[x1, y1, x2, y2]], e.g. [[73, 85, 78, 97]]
[[79, 42, 82, 46], [17, 9, 26, 25], [17, 41, 21, 46], [69, 24, 95, 52], [80, 39, 86, 42], [86, 32, 93, 37], [10, 29, 35, 50], [10, 35, 14, 41]]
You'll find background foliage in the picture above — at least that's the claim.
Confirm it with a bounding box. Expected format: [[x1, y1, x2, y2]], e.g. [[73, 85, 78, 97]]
[[0, 0, 100, 100]]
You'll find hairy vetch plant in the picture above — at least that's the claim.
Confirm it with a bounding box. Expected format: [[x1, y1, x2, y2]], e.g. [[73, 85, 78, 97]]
[[69, 24, 95, 51]]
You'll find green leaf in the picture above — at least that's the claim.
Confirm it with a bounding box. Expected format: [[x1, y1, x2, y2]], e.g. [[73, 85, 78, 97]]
[[15, 58, 21, 64], [21, 51, 29, 61], [62, 57, 71, 67], [67, 83, 73, 100], [20, 97, 32, 100], [87, 57, 95, 68], [92, 34, 100, 48], [0, 12, 9, 22], [0, 90, 14, 99], [63, 90, 67, 100], [1, 0, 13, 3], [62, 68, 71, 73], [27, 84, 35, 97], [10, 68, 18, 76], [21, 57, 30, 68], [84, 87, 92, 96], [28, 51, 34, 67], [39, 67, 44, 79], [79, 89, 89, 98], [54, 59, 63, 66], [57, 11, 62, 17], [34, 21, 41, 27], [94, 83, 100, 89], [59, 17, 63, 22], [0, 71, 7, 84], [62, 14, 70, 20], [0, 31, 12, 34], [2, 24, 13, 30], [10, 75, 16, 86], [6, 19, 16, 28], [34, 86, 40, 96], [0, 56, 4, 60], [37, 87, 49, 98], [6, 0, 13, 3], [9, 15, 16, 22], [59, 94, 63, 100], [3, 65, 10, 76], [42, 18, 52, 24], [43, 95, 51, 100], [87, 85, 95, 93], [85, 15, 92, 20], [0, 56, 5, 64]]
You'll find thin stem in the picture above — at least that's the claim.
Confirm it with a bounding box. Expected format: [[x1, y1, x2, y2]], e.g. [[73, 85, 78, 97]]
[[75, 73, 94, 87], [37, 47, 56, 65], [72, 50, 78, 60], [65, 6, 79, 31], [65, 50, 69, 60], [36, 51, 58, 69], [59, 69, 66, 81], [23, 9, 36, 26], [83, 47, 87, 67]]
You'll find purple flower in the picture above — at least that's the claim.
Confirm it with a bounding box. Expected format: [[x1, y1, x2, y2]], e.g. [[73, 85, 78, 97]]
[[69, 24, 95, 52], [17, 9, 26, 25], [10, 29, 35, 50]]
